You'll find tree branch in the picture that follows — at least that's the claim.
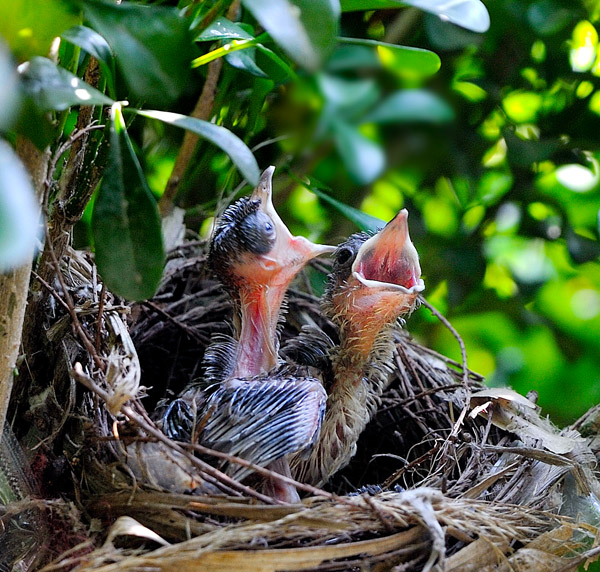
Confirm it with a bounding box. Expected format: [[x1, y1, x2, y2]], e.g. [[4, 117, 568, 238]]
[[0, 138, 50, 439], [159, 59, 223, 216]]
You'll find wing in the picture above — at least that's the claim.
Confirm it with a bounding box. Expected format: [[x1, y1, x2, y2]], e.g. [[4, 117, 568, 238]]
[[199, 376, 326, 481], [158, 396, 198, 442]]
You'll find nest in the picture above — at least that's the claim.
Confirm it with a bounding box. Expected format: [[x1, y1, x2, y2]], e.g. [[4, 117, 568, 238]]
[[6, 228, 600, 572]]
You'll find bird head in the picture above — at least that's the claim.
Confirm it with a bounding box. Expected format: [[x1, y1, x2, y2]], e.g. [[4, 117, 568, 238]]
[[210, 166, 334, 293], [325, 209, 424, 353]]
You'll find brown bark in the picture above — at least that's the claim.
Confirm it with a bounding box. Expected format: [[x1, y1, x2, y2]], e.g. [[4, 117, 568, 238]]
[[0, 138, 49, 438]]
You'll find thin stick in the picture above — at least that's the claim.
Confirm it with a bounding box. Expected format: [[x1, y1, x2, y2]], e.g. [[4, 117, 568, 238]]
[[31, 270, 71, 314], [45, 233, 105, 372], [418, 296, 471, 438], [43, 124, 105, 210], [72, 363, 355, 506], [417, 296, 468, 389], [142, 300, 207, 343], [186, 442, 341, 502], [95, 282, 106, 354]]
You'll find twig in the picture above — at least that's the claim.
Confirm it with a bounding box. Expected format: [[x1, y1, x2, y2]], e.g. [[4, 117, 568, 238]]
[[418, 295, 470, 438], [44, 231, 105, 372], [159, 1, 241, 216], [382, 445, 441, 490], [30, 270, 71, 314], [71, 364, 313, 505], [159, 58, 223, 216], [378, 384, 465, 413], [43, 124, 105, 211], [71, 363, 355, 506], [142, 300, 207, 343], [417, 297, 468, 389], [95, 283, 106, 354], [186, 442, 341, 503]]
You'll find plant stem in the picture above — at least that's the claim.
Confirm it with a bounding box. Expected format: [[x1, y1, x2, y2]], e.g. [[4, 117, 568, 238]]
[[158, 58, 224, 217], [159, 0, 241, 217], [0, 137, 50, 439]]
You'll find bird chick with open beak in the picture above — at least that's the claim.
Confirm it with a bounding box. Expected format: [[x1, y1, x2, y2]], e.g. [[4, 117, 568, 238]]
[[287, 209, 424, 486], [163, 167, 332, 502], [209, 166, 334, 379]]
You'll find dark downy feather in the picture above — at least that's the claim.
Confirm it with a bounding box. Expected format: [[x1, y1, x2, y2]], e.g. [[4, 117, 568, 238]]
[[199, 377, 326, 481]]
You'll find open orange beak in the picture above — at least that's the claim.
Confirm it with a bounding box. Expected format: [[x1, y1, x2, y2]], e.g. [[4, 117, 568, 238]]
[[229, 166, 334, 378], [334, 209, 424, 334], [352, 209, 424, 297]]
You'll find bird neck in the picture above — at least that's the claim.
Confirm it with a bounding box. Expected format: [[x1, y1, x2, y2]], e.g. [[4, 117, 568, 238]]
[[292, 320, 397, 486], [232, 284, 286, 378], [333, 313, 394, 375]]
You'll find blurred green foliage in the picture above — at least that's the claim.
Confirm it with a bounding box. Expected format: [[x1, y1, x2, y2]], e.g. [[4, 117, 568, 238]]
[[1, 0, 599, 428]]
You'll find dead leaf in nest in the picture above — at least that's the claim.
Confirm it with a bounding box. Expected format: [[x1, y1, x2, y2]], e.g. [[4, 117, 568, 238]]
[[485, 548, 578, 572], [123, 441, 204, 492], [161, 206, 186, 252], [103, 313, 141, 415], [104, 516, 171, 547], [183, 530, 423, 572], [470, 388, 585, 454]]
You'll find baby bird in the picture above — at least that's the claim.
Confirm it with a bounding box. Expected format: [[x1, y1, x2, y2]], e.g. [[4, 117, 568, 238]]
[[286, 210, 424, 486], [162, 167, 332, 501]]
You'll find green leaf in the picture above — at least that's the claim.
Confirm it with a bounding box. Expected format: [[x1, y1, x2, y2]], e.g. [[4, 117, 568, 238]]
[[340, 0, 490, 32], [61, 25, 112, 65], [255, 46, 297, 82], [332, 120, 385, 185], [13, 97, 55, 149], [293, 173, 384, 232], [134, 110, 260, 186], [0, 139, 40, 271], [340, 0, 400, 10], [404, 0, 489, 33], [327, 44, 380, 72], [196, 17, 254, 41], [339, 37, 440, 78], [92, 104, 165, 301], [226, 49, 269, 78], [318, 74, 380, 118], [477, 171, 514, 206], [61, 25, 116, 97], [0, 41, 20, 132], [83, 0, 194, 106], [0, 0, 79, 62], [192, 38, 256, 68], [424, 14, 483, 50], [365, 89, 454, 124], [19, 57, 114, 112], [242, 0, 340, 70]]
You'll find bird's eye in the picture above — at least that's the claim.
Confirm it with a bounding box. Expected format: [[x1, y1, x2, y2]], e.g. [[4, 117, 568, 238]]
[[336, 247, 353, 266], [239, 211, 277, 255]]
